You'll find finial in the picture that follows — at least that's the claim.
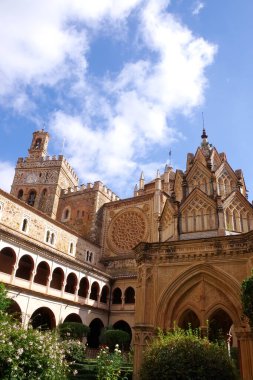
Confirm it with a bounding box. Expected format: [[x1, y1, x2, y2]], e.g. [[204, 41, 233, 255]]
[[201, 112, 208, 139], [156, 169, 160, 179], [140, 171, 144, 180]]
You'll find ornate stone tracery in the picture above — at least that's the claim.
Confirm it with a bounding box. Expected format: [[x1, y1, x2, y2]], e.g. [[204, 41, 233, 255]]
[[107, 208, 148, 254]]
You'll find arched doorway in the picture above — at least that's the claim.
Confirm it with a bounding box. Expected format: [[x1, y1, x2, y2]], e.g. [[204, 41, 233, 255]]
[[87, 318, 104, 348], [124, 287, 135, 304], [178, 309, 200, 330], [7, 299, 22, 322], [16, 255, 34, 280], [65, 273, 78, 294], [78, 277, 89, 298], [64, 313, 82, 323], [112, 287, 122, 304], [208, 308, 233, 342], [100, 285, 109, 304], [50, 267, 64, 290], [90, 282, 100, 301], [113, 320, 132, 348], [34, 261, 50, 286], [30, 307, 56, 330], [0, 247, 16, 274]]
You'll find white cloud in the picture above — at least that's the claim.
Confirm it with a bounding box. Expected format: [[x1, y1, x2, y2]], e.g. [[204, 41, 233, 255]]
[[192, 1, 205, 16], [1, 0, 217, 196], [0, 162, 15, 193]]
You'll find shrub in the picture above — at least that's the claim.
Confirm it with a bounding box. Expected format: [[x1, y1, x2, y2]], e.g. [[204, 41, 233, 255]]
[[140, 328, 237, 380], [96, 344, 130, 380], [0, 283, 70, 379], [62, 339, 86, 363], [58, 322, 90, 341], [241, 274, 253, 329], [100, 329, 130, 351]]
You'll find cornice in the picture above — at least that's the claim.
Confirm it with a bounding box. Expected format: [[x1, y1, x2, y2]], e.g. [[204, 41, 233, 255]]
[[134, 230, 253, 265]]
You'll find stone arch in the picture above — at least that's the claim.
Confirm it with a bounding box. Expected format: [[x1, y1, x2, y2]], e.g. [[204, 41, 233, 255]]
[[124, 287, 135, 304], [87, 318, 104, 348], [16, 254, 34, 280], [178, 309, 200, 330], [64, 313, 82, 323], [206, 306, 233, 342], [100, 285, 109, 304], [78, 277, 89, 298], [90, 281, 100, 301], [113, 320, 132, 346], [155, 263, 241, 329], [0, 247, 16, 274], [30, 307, 56, 330], [112, 287, 122, 304], [50, 267, 64, 290], [7, 299, 22, 322], [65, 272, 78, 294], [34, 261, 50, 286]]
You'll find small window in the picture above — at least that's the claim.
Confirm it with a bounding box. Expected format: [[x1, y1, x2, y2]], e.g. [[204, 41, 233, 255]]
[[77, 210, 80, 218], [18, 189, 24, 200], [22, 218, 28, 232], [62, 207, 71, 221], [46, 230, 50, 243], [45, 230, 56, 246], [69, 242, 74, 254], [82, 211, 85, 217], [50, 233, 55, 245]]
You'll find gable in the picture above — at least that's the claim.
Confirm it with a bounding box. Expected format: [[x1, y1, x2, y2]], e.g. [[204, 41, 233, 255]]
[[180, 188, 216, 214]]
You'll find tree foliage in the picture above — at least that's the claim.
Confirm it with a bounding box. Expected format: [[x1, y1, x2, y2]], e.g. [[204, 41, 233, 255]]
[[58, 321, 90, 341], [241, 274, 253, 329], [100, 329, 130, 351], [140, 328, 237, 380]]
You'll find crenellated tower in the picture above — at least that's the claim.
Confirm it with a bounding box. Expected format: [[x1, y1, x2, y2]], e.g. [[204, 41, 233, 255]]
[[11, 129, 79, 218]]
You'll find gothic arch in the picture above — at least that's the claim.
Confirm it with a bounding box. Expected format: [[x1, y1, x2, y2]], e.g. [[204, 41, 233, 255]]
[[155, 263, 241, 329]]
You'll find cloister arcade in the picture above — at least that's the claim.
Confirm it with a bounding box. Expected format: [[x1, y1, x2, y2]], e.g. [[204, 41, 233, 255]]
[[0, 245, 135, 348]]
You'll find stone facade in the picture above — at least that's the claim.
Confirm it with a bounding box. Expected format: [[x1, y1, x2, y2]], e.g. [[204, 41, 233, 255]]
[[1, 128, 253, 379]]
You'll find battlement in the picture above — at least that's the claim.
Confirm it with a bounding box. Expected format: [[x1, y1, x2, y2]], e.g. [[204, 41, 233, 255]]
[[17, 155, 78, 181], [61, 180, 120, 202]]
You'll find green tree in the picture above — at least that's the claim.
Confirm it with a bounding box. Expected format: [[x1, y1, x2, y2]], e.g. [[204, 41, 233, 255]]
[[140, 328, 237, 380], [241, 274, 253, 329]]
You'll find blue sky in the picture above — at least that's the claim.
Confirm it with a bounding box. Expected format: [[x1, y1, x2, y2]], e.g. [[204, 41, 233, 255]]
[[0, 0, 253, 200]]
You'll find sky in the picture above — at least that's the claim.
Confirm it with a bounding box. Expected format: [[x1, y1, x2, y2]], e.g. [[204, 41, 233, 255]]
[[0, 0, 253, 200]]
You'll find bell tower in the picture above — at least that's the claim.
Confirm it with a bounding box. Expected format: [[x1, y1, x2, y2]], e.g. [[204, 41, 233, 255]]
[[11, 129, 79, 219], [28, 129, 49, 160]]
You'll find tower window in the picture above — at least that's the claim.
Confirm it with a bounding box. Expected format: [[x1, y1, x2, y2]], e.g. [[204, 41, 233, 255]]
[[18, 189, 24, 200], [27, 191, 36, 206], [62, 207, 71, 221], [34, 138, 42, 149]]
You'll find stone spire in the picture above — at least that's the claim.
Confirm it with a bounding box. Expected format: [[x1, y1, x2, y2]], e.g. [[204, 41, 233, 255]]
[[139, 171, 145, 190], [200, 127, 212, 158]]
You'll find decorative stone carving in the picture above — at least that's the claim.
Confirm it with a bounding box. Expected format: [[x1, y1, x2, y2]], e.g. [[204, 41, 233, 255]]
[[107, 208, 148, 254]]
